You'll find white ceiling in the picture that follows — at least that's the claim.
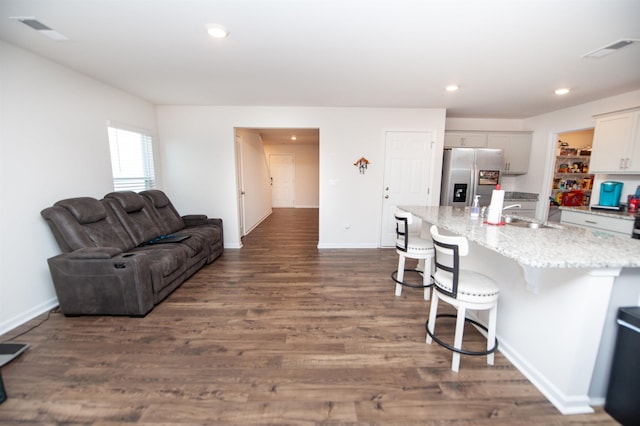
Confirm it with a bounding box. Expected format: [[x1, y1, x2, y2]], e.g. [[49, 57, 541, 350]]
[[1, 0, 639, 119], [258, 128, 320, 145]]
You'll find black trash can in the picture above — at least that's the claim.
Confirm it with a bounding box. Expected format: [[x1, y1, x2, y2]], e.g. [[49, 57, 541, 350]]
[[605, 306, 640, 425], [0, 371, 6, 404]]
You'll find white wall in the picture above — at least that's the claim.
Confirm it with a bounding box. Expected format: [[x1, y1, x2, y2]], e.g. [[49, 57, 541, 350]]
[[444, 93, 640, 217], [235, 129, 273, 234], [445, 117, 526, 132], [0, 41, 159, 334], [156, 106, 446, 248], [523, 90, 640, 218], [263, 142, 320, 208], [444, 117, 527, 191]]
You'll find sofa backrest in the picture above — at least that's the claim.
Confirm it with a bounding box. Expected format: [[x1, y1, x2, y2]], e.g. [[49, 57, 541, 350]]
[[41, 197, 135, 253], [103, 191, 164, 246], [140, 190, 185, 235]]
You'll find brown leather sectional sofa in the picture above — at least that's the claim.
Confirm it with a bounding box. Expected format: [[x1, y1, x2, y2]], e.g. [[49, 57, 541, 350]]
[[41, 190, 223, 316]]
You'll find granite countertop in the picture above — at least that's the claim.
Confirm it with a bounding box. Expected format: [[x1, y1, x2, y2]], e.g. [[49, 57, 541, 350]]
[[399, 206, 640, 269], [560, 205, 637, 221]]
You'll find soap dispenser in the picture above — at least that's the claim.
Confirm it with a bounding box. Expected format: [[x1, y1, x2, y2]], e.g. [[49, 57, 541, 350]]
[[470, 195, 481, 219]]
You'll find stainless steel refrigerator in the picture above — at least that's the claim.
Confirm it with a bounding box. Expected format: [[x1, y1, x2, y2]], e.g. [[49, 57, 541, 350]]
[[440, 148, 503, 207]]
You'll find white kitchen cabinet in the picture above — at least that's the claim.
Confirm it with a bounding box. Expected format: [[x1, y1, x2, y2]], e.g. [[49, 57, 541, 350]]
[[560, 209, 634, 237], [487, 132, 532, 174], [444, 132, 487, 148], [590, 108, 640, 174]]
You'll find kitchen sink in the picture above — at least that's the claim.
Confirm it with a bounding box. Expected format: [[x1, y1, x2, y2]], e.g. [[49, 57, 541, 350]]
[[503, 216, 560, 229]]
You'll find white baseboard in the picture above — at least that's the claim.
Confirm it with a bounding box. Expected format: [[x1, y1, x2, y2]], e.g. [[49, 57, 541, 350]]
[[466, 311, 594, 415], [317, 243, 379, 249], [498, 337, 594, 415], [0, 297, 59, 336], [244, 210, 273, 236]]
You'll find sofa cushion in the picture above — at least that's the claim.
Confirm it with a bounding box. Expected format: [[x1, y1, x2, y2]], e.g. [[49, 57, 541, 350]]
[[104, 192, 163, 245], [55, 197, 106, 224], [140, 190, 185, 234], [43, 198, 135, 252], [105, 191, 145, 213], [142, 189, 171, 208], [133, 245, 187, 296]]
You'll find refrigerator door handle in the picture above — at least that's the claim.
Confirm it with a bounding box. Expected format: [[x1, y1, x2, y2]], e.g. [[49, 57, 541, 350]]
[[470, 163, 478, 201]]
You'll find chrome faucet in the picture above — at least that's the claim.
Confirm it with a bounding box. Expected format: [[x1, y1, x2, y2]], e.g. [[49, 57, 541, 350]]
[[501, 204, 522, 222], [502, 204, 522, 211]]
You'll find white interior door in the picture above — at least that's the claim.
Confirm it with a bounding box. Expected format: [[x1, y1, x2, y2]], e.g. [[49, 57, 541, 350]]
[[270, 154, 295, 207], [381, 131, 433, 247], [235, 135, 246, 238]]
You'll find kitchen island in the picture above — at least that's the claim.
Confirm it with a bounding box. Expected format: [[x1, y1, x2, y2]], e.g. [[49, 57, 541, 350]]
[[399, 205, 640, 415]]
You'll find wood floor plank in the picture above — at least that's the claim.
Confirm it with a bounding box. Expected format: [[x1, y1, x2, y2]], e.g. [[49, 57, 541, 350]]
[[0, 208, 616, 424]]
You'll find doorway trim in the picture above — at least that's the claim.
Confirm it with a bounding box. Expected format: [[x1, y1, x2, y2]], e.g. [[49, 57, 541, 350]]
[[234, 135, 246, 245], [541, 127, 595, 221], [379, 130, 435, 247]]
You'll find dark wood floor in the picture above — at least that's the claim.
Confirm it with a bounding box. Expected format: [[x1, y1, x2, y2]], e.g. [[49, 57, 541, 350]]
[[0, 208, 617, 424]]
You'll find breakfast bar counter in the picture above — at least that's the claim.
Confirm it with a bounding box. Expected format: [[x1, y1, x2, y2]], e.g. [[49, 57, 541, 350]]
[[399, 206, 640, 415], [400, 205, 640, 270]]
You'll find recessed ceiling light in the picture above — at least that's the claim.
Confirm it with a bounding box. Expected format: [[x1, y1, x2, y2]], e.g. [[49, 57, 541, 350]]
[[555, 88, 570, 95], [291, 136, 297, 140], [445, 85, 459, 92], [207, 24, 229, 38]]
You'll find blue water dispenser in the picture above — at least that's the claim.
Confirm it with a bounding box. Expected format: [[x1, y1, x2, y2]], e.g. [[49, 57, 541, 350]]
[[599, 181, 623, 207]]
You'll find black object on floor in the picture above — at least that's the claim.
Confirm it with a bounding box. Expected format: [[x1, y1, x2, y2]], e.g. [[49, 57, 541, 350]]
[[0, 371, 6, 404], [605, 307, 640, 426], [0, 343, 30, 368]]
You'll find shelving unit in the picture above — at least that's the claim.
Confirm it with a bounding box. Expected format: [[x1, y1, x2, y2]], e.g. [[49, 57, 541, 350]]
[[551, 153, 594, 206]]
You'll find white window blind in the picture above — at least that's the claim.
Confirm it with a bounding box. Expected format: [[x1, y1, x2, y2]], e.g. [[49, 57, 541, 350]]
[[107, 125, 156, 192]]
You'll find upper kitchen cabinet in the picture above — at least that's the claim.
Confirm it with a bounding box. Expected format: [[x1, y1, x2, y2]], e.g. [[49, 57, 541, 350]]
[[590, 107, 640, 174], [444, 132, 487, 148], [486, 132, 532, 175]]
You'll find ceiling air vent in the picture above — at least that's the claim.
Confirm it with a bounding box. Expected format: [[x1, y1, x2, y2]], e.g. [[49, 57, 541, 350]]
[[582, 39, 638, 58], [9, 17, 69, 41]]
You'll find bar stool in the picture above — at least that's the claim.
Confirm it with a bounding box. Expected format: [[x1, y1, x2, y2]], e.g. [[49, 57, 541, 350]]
[[426, 225, 499, 372], [391, 208, 434, 300]]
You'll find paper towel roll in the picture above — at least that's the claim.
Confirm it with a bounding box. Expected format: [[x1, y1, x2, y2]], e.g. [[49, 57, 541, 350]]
[[487, 185, 504, 225]]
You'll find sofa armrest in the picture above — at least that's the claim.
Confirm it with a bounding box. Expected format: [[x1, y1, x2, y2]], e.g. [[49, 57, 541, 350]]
[[47, 252, 154, 316], [182, 215, 222, 228], [67, 247, 123, 259]]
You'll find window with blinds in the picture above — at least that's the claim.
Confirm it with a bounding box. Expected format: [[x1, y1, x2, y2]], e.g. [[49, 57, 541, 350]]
[[107, 124, 156, 192]]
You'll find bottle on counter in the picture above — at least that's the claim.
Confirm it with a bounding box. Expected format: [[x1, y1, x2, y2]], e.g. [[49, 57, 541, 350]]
[[628, 196, 639, 213], [470, 195, 481, 219]]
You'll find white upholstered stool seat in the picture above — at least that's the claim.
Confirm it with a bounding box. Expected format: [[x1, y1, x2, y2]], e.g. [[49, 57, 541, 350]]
[[433, 269, 499, 304], [425, 225, 499, 372], [391, 208, 434, 300]]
